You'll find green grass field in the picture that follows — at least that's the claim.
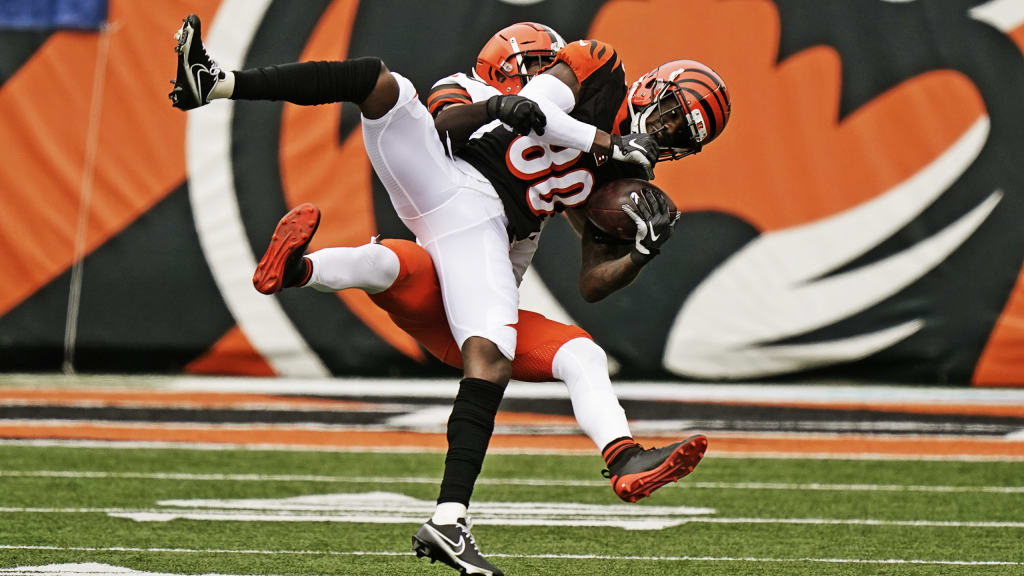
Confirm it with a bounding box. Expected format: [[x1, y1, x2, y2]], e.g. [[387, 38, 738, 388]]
[[0, 445, 1021, 575]]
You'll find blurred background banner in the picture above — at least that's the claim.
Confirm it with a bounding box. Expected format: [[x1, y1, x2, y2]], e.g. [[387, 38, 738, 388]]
[[0, 0, 107, 30], [1, 0, 1022, 385]]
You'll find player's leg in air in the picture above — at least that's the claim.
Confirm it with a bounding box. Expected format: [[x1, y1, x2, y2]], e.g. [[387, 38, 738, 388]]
[[171, 15, 513, 575], [252, 202, 707, 503]]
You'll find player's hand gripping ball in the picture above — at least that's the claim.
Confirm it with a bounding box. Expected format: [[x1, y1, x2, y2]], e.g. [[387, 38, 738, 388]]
[[585, 178, 678, 242]]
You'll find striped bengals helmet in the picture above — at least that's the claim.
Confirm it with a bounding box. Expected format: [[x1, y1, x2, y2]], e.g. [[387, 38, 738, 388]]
[[474, 22, 566, 94], [627, 60, 731, 160]]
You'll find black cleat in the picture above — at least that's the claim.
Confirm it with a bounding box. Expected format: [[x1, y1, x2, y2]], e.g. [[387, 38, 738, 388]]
[[412, 518, 504, 576], [169, 14, 222, 110], [603, 434, 708, 502]]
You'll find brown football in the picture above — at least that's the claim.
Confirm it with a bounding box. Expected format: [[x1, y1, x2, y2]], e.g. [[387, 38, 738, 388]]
[[584, 178, 678, 240]]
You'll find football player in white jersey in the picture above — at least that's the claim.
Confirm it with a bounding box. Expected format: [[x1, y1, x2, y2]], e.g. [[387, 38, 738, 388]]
[[170, 15, 729, 576]]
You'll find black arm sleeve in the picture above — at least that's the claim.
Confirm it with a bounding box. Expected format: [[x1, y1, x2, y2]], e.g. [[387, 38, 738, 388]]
[[231, 57, 382, 105]]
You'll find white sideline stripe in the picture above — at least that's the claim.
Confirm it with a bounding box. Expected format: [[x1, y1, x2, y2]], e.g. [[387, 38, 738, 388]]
[[3, 417, 1019, 436], [0, 545, 1019, 566], [5, 374, 1024, 404], [0, 400, 415, 413], [164, 377, 1024, 405], [0, 566, 306, 576], [2, 507, 1022, 528], [186, 0, 328, 378], [2, 438, 1024, 461], [4, 470, 1022, 494]]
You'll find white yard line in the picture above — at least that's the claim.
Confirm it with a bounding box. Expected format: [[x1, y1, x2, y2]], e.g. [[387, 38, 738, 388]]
[[1, 507, 1022, 529], [2, 470, 1022, 494], [0, 545, 1019, 566]]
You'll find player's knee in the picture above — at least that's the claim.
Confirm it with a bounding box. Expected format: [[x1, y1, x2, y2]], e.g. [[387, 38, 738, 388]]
[[360, 62, 400, 120], [552, 337, 608, 381], [462, 336, 512, 386]]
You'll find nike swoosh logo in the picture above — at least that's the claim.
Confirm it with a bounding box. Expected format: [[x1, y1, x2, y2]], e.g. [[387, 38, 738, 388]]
[[191, 63, 212, 99], [649, 223, 660, 241], [630, 192, 640, 204], [629, 140, 647, 152], [428, 525, 466, 556], [578, 40, 588, 46]]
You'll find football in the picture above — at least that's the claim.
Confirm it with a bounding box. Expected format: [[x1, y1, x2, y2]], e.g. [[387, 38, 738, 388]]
[[584, 178, 678, 240]]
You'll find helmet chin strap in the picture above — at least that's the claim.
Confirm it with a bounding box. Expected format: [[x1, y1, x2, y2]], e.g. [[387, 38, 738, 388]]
[[626, 79, 649, 135]]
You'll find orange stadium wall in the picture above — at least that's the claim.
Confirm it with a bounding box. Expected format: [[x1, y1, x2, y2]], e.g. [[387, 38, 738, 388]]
[[1, 0, 1022, 385]]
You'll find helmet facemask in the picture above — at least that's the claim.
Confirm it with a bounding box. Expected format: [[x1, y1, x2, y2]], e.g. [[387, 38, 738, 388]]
[[498, 40, 560, 89], [627, 61, 729, 162], [630, 78, 704, 161]]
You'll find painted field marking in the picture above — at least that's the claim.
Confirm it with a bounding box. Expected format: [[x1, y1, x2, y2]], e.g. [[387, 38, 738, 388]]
[[6, 374, 1024, 406], [2, 470, 1022, 494], [105, 492, 715, 530], [2, 438, 1024, 462], [0, 563, 306, 576], [1, 506, 1021, 529], [0, 545, 1019, 566]]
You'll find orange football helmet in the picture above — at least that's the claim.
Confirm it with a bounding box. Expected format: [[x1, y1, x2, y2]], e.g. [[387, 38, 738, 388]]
[[627, 60, 731, 160], [474, 22, 566, 94]]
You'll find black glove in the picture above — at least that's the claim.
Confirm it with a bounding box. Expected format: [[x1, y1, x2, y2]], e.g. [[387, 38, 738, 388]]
[[621, 187, 679, 263], [486, 94, 546, 136], [610, 133, 659, 179]]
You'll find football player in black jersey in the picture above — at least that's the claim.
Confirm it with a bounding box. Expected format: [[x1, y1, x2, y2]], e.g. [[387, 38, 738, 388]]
[[170, 13, 728, 575]]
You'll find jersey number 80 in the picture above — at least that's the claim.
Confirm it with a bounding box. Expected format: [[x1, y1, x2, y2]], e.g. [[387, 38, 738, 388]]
[[505, 136, 595, 216]]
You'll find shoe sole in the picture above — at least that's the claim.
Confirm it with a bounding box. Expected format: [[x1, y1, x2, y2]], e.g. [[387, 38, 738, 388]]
[[412, 534, 461, 571], [615, 434, 708, 502], [174, 17, 199, 101], [252, 203, 320, 295], [412, 529, 501, 576]]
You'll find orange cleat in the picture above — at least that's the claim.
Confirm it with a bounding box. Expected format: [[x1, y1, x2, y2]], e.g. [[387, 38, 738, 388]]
[[603, 434, 708, 502], [252, 203, 320, 295]]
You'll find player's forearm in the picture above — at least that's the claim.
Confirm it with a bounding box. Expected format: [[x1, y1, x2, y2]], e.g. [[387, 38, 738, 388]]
[[434, 102, 492, 151], [579, 255, 643, 302], [578, 228, 645, 302], [517, 74, 599, 153]]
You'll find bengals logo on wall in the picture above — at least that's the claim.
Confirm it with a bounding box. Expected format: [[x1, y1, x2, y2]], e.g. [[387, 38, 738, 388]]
[[1, 0, 1022, 385]]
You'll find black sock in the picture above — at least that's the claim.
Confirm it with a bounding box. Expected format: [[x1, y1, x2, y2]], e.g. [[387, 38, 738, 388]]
[[603, 436, 641, 472], [437, 378, 506, 505], [231, 57, 382, 105], [283, 257, 312, 289]]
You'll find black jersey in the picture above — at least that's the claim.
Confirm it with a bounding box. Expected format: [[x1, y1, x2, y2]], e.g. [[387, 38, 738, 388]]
[[458, 40, 637, 240]]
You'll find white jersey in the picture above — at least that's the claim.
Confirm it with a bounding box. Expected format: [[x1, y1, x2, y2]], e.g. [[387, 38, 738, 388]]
[[427, 72, 499, 113]]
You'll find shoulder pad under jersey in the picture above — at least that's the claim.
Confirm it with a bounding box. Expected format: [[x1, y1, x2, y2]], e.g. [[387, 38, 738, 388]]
[[550, 40, 622, 84], [428, 72, 499, 116]]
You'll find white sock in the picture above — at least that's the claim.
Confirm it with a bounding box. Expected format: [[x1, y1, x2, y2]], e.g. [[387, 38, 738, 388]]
[[432, 502, 467, 525], [552, 337, 631, 450], [209, 70, 235, 100], [304, 243, 400, 294]]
